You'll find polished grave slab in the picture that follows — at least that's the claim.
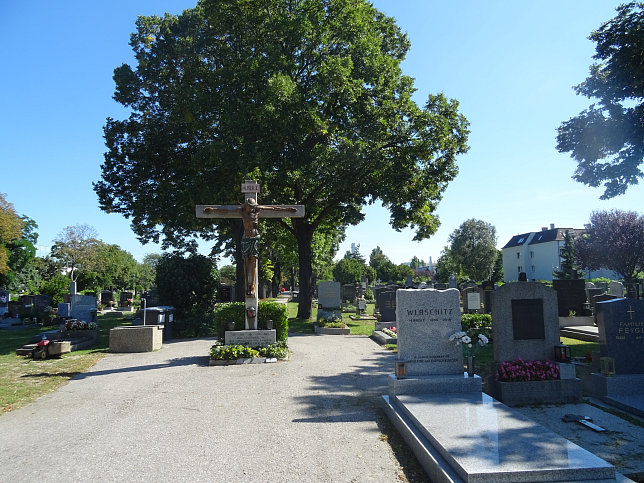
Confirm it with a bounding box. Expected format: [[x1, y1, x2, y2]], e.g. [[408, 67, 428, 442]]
[[385, 392, 615, 482]]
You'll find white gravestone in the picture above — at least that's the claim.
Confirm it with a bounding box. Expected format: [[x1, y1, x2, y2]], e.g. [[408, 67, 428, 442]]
[[395, 288, 463, 376]]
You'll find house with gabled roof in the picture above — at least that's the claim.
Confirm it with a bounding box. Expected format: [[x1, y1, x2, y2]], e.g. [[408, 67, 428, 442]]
[[501, 224, 615, 282]]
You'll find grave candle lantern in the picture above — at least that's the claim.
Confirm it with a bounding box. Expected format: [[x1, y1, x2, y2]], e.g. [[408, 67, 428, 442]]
[[554, 344, 571, 363]]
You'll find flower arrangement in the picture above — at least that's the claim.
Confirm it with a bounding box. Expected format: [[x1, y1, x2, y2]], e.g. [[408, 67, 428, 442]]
[[448, 330, 488, 356], [495, 357, 560, 382], [382, 327, 397, 338], [64, 320, 97, 331]]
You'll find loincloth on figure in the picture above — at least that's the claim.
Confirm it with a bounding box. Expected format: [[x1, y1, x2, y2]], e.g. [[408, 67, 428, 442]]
[[242, 235, 261, 258]]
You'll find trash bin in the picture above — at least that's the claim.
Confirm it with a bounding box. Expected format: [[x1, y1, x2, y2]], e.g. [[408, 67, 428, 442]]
[[142, 306, 175, 340]]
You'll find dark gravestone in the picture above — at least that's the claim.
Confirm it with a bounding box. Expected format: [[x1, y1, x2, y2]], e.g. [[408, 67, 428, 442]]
[[596, 299, 644, 374], [518, 272, 528, 282], [218, 285, 233, 302], [342, 284, 356, 303], [481, 281, 494, 291], [378, 290, 397, 322], [481, 281, 494, 314], [434, 283, 447, 290], [120, 291, 133, 305], [624, 283, 640, 299], [33, 294, 52, 312], [511, 299, 545, 340], [552, 279, 587, 317], [374, 285, 387, 310]]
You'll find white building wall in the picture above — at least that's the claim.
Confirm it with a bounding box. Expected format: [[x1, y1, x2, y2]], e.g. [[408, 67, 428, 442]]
[[529, 240, 562, 281], [502, 233, 534, 282]]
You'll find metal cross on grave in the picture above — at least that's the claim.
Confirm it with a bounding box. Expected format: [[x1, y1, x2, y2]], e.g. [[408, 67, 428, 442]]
[[196, 180, 304, 330]]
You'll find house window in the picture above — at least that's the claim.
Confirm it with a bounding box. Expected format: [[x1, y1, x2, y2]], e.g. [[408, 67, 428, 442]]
[[530, 251, 534, 258], [517, 252, 520, 259], [517, 266, 523, 273], [531, 266, 535, 273]]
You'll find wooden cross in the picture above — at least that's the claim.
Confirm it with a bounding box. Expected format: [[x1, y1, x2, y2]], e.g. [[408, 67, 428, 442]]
[[196, 181, 304, 330]]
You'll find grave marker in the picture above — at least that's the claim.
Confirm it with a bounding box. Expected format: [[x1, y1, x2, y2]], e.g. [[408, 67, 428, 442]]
[[395, 288, 462, 376], [317, 281, 342, 323], [492, 282, 559, 362], [596, 299, 644, 374], [552, 279, 587, 316]]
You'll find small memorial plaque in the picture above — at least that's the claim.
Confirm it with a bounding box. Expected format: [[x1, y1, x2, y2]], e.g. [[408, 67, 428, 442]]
[[225, 330, 276, 347]]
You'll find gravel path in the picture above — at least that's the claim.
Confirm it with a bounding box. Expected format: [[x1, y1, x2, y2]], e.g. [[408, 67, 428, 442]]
[[0, 334, 413, 482]]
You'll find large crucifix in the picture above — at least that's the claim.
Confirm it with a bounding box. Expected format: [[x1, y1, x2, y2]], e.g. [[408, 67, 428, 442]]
[[196, 181, 304, 330]]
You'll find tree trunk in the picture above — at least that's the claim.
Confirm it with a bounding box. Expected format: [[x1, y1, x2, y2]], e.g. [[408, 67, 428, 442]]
[[294, 220, 314, 320], [272, 260, 281, 297]]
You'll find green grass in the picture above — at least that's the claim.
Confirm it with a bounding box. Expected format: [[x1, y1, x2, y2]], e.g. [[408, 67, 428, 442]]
[[560, 336, 599, 358], [286, 302, 377, 335], [0, 313, 133, 414]]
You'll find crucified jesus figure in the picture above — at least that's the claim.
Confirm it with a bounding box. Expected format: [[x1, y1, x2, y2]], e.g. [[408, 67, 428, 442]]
[[203, 198, 296, 296]]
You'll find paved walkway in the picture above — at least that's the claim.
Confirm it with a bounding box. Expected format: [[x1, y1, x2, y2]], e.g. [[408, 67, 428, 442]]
[[0, 335, 410, 482]]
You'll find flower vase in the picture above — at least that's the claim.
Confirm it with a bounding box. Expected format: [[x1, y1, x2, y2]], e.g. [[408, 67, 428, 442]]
[[466, 355, 475, 377]]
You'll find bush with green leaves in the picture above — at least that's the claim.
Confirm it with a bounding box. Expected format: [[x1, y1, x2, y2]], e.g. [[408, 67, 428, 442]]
[[213, 301, 288, 341], [209, 341, 288, 360], [210, 344, 260, 360], [173, 309, 218, 338], [461, 313, 492, 339]]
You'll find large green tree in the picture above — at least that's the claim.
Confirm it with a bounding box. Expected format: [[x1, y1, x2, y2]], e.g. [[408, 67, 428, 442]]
[[448, 219, 498, 282], [155, 253, 219, 316], [95, 0, 469, 318], [556, 2, 644, 199], [51, 224, 101, 284]]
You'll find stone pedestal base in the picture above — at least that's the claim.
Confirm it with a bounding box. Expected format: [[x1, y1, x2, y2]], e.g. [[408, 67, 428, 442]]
[[488, 378, 582, 406], [388, 373, 481, 397], [109, 325, 163, 352]]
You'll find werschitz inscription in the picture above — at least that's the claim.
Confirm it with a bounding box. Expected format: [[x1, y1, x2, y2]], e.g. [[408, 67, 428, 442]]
[[396, 288, 463, 376]]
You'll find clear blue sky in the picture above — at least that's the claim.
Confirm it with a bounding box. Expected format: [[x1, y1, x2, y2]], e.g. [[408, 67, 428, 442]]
[[1, 1, 641, 266]]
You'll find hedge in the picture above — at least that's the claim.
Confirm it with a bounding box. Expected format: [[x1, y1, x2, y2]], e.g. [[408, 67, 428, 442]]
[[213, 301, 288, 342]]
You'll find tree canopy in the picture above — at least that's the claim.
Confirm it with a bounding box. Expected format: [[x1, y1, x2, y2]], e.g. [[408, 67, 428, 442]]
[[447, 219, 498, 282], [95, 0, 469, 318], [0, 193, 24, 276], [575, 209, 644, 281], [556, 2, 644, 199]]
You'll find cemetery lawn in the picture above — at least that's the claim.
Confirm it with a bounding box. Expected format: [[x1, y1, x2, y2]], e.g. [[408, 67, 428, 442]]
[[286, 302, 375, 336], [0, 313, 132, 415], [560, 336, 599, 358]]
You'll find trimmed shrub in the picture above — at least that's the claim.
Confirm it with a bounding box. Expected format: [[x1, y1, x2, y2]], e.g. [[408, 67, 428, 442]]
[[173, 309, 218, 338], [213, 301, 288, 342]]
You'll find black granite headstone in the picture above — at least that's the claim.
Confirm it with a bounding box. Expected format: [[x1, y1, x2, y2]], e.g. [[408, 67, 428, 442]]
[[624, 283, 640, 299], [511, 299, 545, 340], [596, 298, 644, 374], [218, 285, 233, 302], [552, 279, 587, 316], [342, 284, 356, 303], [378, 290, 397, 322]]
